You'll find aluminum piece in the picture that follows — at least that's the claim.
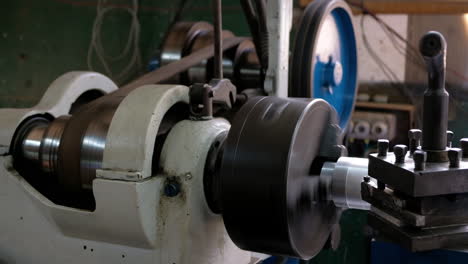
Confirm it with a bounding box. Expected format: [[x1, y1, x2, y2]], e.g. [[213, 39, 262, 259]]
[[321, 157, 371, 210]]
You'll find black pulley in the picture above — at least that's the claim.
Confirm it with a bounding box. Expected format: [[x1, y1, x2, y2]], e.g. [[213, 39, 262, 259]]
[[220, 96, 343, 259], [291, 0, 357, 130]]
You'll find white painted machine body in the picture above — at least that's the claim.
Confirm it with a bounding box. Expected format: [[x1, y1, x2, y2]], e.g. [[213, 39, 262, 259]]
[[0, 72, 252, 264]]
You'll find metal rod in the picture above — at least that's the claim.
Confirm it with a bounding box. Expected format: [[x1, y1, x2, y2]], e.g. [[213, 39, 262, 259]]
[[420, 31, 449, 152], [213, 0, 223, 79]]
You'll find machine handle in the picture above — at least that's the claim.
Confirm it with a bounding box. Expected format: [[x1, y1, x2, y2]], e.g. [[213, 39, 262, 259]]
[[420, 31, 450, 154], [420, 31, 447, 92]]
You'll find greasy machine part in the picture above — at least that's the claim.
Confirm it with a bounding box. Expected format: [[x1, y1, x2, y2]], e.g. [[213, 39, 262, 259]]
[[420, 31, 449, 162], [363, 31, 468, 252], [11, 33, 245, 202], [220, 96, 343, 259], [291, 0, 357, 129], [159, 21, 262, 89]]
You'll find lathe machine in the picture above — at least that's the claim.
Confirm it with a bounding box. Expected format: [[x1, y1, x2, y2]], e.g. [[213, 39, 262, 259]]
[[1, 0, 468, 263]]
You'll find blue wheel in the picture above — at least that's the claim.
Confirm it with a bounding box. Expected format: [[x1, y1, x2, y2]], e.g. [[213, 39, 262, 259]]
[[291, 0, 358, 130]]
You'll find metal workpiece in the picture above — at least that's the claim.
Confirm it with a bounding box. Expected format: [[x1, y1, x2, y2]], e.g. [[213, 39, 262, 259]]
[[420, 31, 449, 159], [21, 123, 48, 163], [220, 96, 342, 259], [13, 115, 72, 178], [320, 157, 370, 210]]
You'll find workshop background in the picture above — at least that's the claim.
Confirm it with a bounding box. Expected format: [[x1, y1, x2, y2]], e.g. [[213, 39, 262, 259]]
[[2, 0, 468, 263]]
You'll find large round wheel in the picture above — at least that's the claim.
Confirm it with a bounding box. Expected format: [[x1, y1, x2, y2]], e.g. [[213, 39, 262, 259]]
[[220, 96, 343, 259], [291, 0, 358, 130]]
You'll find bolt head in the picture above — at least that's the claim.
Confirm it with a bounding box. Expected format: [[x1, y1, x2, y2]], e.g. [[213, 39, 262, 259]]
[[394, 144, 408, 163], [461, 138, 468, 150], [377, 139, 390, 156], [447, 130, 454, 141], [448, 148, 462, 165], [413, 150, 427, 163], [408, 129, 422, 140], [164, 183, 180, 197], [394, 144, 408, 156], [364, 176, 371, 183]]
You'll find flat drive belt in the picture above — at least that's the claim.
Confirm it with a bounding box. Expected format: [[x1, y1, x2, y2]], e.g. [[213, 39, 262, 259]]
[[117, 36, 247, 95], [57, 37, 246, 194]]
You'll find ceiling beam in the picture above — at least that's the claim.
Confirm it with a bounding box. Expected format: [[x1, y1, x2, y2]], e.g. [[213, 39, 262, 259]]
[[299, 0, 468, 14]]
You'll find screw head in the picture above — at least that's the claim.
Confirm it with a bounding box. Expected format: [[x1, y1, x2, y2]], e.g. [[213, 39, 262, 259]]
[[164, 182, 180, 197], [408, 129, 422, 140], [448, 148, 462, 168], [377, 139, 390, 157], [394, 144, 408, 163]]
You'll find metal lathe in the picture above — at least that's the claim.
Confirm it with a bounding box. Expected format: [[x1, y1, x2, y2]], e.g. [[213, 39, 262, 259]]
[[1, 0, 468, 263]]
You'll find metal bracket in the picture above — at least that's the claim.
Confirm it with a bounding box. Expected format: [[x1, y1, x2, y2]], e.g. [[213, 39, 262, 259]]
[[189, 79, 237, 119]]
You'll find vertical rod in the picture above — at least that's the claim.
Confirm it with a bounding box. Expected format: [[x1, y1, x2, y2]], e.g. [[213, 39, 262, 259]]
[[213, 0, 223, 79], [419, 31, 449, 151]]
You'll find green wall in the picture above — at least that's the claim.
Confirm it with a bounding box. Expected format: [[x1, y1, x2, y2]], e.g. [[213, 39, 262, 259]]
[[0, 0, 249, 108]]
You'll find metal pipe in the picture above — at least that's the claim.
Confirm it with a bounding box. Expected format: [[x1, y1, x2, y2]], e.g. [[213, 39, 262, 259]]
[[213, 0, 223, 79]]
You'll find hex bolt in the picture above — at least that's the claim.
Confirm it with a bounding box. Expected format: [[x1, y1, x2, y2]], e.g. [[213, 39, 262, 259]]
[[448, 148, 462, 168], [408, 129, 422, 154], [447, 131, 454, 148], [377, 139, 390, 157], [363, 176, 371, 183], [413, 150, 427, 171], [460, 138, 468, 158], [394, 144, 408, 164], [164, 182, 180, 197]]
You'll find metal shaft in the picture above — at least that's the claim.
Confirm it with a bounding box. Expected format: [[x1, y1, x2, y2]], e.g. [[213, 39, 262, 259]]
[[420, 31, 449, 152], [213, 0, 223, 79], [320, 157, 370, 211]]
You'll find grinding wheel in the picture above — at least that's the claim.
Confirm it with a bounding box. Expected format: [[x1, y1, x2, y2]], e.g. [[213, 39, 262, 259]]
[[220, 96, 343, 259]]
